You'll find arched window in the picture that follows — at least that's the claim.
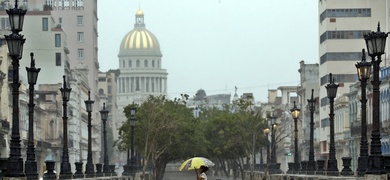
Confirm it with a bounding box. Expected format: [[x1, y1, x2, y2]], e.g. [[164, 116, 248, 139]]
[[136, 60, 140, 67], [144, 60, 148, 67], [152, 60, 155, 67], [129, 60, 132, 67], [99, 88, 104, 95]]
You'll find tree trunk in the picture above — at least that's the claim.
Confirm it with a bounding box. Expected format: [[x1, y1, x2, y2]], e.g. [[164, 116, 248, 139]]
[[155, 158, 167, 180]]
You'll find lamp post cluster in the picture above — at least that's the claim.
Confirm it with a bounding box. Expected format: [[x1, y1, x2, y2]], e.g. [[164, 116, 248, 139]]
[[263, 128, 270, 170], [100, 103, 110, 176], [264, 110, 281, 174], [25, 53, 40, 180], [84, 91, 95, 178], [123, 104, 138, 179], [129, 106, 138, 178], [325, 73, 339, 176], [306, 89, 316, 174], [363, 23, 388, 175], [355, 49, 370, 175], [4, 0, 27, 178], [290, 101, 300, 174], [59, 75, 73, 179]]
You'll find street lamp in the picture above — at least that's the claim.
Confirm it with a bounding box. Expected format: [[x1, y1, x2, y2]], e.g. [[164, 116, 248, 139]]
[[4, 0, 27, 178], [100, 103, 110, 176], [306, 89, 316, 174], [85, 91, 95, 178], [355, 49, 371, 176], [129, 106, 137, 178], [325, 73, 339, 176], [269, 110, 280, 174], [264, 128, 270, 165], [364, 22, 388, 175], [25, 53, 40, 180], [59, 75, 72, 179], [290, 101, 300, 174]]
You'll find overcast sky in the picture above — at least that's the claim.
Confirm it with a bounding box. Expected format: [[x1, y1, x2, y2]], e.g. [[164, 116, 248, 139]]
[[97, 0, 318, 103]]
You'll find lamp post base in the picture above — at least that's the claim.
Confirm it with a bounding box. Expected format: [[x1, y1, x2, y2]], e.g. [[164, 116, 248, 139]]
[[357, 156, 369, 176], [306, 160, 316, 175], [326, 159, 339, 176], [366, 154, 386, 174], [59, 162, 73, 179], [123, 165, 132, 176], [103, 164, 111, 177], [24, 161, 38, 180], [85, 163, 95, 178], [5, 157, 25, 178]]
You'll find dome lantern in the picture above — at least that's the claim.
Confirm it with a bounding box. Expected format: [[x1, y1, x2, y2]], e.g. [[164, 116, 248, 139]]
[[135, 9, 145, 28], [119, 9, 161, 55]]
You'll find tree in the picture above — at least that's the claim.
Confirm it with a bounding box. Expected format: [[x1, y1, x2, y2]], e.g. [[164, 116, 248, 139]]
[[201, 99, 268, 180], [116, 95, 206, 180]]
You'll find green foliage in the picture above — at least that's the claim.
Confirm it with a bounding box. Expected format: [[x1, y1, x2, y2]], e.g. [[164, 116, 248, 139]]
[[115, 95, 268, 180]]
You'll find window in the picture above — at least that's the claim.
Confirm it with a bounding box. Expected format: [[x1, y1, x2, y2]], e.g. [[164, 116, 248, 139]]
[[152, 60, 155, 67], [77, 49, 84, 59], [99, 89, 104, 95], [42, 18, 48, 31], [122, 60, 125, 67], [128, 60, 132, 67], [108, 86, 112, 93], [55, 34, 61, 47], [59, 17, 62, 24], [77, 16, 83, 26], [0, 17, 10, 30], [77, 32, 84, 42], [136, 60, 140, 67], [55, 53, 61, 66], [144, 60, 148, 67]]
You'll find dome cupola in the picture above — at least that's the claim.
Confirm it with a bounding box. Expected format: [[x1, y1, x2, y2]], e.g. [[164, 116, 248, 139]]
[[119, 9, 161, 57]]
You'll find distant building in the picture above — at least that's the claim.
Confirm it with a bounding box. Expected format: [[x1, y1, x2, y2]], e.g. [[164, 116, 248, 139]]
[[317, 1, 386, 170], [187, 88, 231, 117], [117, 9, 168, 121], [114, 9, 168, 166]]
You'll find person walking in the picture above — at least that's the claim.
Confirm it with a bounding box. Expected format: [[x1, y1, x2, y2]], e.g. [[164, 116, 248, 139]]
[[198, 165, 209, 180]]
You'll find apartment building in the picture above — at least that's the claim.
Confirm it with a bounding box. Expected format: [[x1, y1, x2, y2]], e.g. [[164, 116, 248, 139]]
[[318, 1, 387, 170]]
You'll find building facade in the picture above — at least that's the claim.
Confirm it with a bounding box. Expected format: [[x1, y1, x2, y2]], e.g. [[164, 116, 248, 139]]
[[318, 0, 387, 170], [117, 9, 168, 121]]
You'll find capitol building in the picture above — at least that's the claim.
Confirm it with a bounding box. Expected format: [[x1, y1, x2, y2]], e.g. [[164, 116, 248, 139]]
[[117, 9, 168, 113]]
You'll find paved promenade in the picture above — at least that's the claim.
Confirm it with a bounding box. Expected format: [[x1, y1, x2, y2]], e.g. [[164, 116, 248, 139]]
[[163, 170, 238, 180]]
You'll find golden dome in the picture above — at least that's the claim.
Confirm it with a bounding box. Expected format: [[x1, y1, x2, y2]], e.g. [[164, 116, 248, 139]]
[[120, 29, 160, 51], [119, 9, 161, 56], [136, 9, 144, 16]]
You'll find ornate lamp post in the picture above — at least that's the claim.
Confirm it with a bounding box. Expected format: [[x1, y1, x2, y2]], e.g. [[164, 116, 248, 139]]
[[4, 0, 27, 178], [84, 91, 95, 178], [326, 73, 339, 176], [122, 150, 131, 176], [364, 23, 388, 175], [25, 53, 40, 180], [355, 49, 371, 175], [269, 111, 280, 174], [129, 106, 138, 178], [306, 89, 316, 174], [59, 75, 72, 179], [290, 101, 300, 174], [264, 128, 270, 165], [100, 103, 110, 176]]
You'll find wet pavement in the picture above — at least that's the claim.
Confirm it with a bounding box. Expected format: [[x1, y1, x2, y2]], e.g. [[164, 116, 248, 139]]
[[163, 170, 240, 180]]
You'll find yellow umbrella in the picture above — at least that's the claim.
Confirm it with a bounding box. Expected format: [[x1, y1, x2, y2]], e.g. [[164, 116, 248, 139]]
[[179, 157, 215, 171]]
